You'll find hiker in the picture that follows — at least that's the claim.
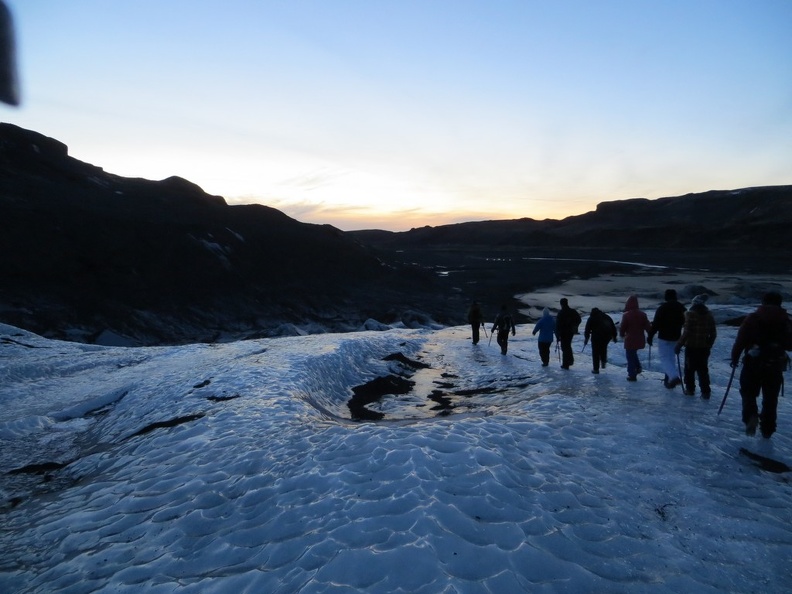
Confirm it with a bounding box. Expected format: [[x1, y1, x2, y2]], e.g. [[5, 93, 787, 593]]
[[647, 289, 687, 389], [730, 291, 792, 438], [491, 304, 516, 355], [675, 294, 717, 397], [467, 301, 485, 345], [620, 295, 651, 381], [584, 307, 617, 374], [532, 307, 556, 366], [555, 298, 581, 369]]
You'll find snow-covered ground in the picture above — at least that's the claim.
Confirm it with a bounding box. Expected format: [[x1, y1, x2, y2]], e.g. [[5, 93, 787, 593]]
[[1, 307, 791, 593]]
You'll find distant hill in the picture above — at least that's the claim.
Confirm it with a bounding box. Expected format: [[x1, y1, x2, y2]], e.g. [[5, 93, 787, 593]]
[[350, 186, 792, 251]]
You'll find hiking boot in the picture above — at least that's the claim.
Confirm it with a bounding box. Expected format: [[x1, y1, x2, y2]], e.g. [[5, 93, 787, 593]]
[[745, 415, 759, 436], [592, 369, 599, 374], [669, 378, 682, 389], [761, 428, 774, 439], [627, 376, 637, 382], [701, 391, 711, 400]]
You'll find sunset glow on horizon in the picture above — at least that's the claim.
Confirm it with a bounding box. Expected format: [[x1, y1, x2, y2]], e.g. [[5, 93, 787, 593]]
[[2, 1, 791, 231]]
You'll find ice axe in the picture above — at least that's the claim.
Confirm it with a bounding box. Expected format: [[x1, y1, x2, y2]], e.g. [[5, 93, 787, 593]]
[[717, 364, 738, 416]]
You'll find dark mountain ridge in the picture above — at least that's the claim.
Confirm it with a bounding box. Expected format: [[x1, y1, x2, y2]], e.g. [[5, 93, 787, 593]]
[[2, 123, 789, 344], [350, 185, 792, 252]]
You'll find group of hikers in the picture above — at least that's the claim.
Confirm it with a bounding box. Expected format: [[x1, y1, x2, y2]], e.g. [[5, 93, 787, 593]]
[[467, 290, 792, 439]]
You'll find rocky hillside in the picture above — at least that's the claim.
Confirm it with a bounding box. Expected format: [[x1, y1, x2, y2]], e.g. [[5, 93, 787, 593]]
[[0, 124, 450, 345]]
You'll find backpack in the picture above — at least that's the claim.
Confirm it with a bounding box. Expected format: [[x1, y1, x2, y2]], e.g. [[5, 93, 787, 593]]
[[597, 315, 613, 336], [754, 324, 791, 372], [496, 314, 512, 334]]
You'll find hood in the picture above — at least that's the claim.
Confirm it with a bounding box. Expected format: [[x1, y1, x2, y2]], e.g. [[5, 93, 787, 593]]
[[624, 295, 639, 311], [542, 307, 551, 318]]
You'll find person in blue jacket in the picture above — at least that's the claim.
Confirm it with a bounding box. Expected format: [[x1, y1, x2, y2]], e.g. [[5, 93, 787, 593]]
[[532, 307, 556, 366]]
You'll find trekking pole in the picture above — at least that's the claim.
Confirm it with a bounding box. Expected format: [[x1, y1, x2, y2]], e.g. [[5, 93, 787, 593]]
[[488, 328, 493, 347], [676, 352, 683, 380], [648, 344, 652, 369], [556, 341, 560, 362], [581, 339, 588, 353], [482, 324, 488, 339], [717, 364, 737, 416]]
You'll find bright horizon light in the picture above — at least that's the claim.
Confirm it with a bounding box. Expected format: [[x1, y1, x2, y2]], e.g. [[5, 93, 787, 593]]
[[2, 1, 791, 231]]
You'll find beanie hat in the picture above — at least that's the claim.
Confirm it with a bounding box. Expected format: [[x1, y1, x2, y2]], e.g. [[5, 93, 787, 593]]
[[692, 294, 708, 306], [560, 298, 568, 307], [664, 289, 677, 301]]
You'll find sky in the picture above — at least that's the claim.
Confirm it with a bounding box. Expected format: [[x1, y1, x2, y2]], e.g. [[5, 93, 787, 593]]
[[2, 292, 792, 591], [2, 0, 791, 231]]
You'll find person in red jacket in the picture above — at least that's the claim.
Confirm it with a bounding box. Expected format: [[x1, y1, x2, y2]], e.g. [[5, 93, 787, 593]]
[[620, 295, 651, 381], [730, 292, 792, 438]]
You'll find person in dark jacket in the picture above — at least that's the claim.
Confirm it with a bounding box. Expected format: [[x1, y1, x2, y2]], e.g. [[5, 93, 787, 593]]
[[675, 294, 717, 397], [555, 298, 581, 369], [730, 291, 792, 438], [467, 301, 485, 345], [532, 307, 556, 366], [620, 295, 651, 381], [584, 308, 617, 374], [491, 304, 516, 355], [648, 289, 687, 389]]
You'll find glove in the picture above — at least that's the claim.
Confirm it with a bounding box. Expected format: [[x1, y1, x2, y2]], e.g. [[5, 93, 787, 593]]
[[731, 359, 739, 368], [512, 330, 515, 336], [612, 337, 617, 343], [674, 344, 682, 355], [647, 337, 653, 347]]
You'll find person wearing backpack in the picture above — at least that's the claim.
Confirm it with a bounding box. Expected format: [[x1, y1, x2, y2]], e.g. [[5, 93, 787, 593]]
[[584, 307, 617, 374], [532, 307, 556, 366], [555, 298, 581, 369], [491, 304, 516, 355], [467, 301, 485, 345], [648, 289, 687, 389], [730, 291, 792, 438], [675, 294, 717, 397], [620, 295, 651, 381]]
